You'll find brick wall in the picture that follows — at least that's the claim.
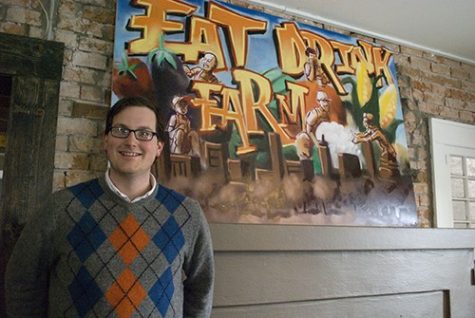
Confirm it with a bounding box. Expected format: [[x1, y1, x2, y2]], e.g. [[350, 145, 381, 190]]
[[1, 0, 474, 227]]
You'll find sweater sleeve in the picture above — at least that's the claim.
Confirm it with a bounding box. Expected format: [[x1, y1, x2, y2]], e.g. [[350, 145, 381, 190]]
[[183, 200, 215, 318], [5, 199, 56, 317]]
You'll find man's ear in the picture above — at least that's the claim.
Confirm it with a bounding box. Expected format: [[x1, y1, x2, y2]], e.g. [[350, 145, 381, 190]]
[[156, 140, 164, 158]]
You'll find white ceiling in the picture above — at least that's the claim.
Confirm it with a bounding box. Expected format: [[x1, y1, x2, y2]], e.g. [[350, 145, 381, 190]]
[[250, 0, 475, 65]]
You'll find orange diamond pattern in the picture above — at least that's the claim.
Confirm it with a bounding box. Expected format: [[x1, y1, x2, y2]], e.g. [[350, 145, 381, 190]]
[[105, 268, 147, 318], [109, 214, 150, 264]]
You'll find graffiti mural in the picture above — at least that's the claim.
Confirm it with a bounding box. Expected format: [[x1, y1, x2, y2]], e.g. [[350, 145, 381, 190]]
[[112, 0, 418, 226]]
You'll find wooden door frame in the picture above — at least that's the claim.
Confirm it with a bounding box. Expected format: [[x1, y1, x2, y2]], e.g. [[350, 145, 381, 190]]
[[0, 32, 64, 314]]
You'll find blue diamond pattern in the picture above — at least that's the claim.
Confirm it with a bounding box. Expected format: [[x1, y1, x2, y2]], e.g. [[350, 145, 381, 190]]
[[152, 217, 185, 263], [68, 266, 103, 317], [149, 267, 174, 317], [67, 212, 106, 262], [156, 186, 185, 213], [70, 179, 104, 209]]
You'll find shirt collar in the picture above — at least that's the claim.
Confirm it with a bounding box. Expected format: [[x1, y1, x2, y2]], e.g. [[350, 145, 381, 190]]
[[105, 168, 157, 203]]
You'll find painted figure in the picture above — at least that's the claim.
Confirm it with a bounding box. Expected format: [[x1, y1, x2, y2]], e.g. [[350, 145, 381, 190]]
[[304, 47, 328, 85], [353, 112, 400, 178], [295, 91, 331, 159], [184, 52, 219, 83], [167, 95, 201, 157]]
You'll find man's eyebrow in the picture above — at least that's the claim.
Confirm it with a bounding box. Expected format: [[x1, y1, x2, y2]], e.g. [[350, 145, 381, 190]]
[[113, 123, 155, 130]]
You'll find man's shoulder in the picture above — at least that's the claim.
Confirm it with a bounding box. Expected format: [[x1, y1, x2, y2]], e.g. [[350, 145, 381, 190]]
[[154, 184, 201, 211], [53, 178, 104, 203]]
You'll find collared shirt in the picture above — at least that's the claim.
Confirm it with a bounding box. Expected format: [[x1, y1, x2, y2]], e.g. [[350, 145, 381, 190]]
[[104, 169, 157, 203]]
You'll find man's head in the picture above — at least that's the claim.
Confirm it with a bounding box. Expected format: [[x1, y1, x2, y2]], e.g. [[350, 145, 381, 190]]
[[363, 112, 374, 128], [105, 96, 165, 141], [172, 95, 193, 115], [305, 47, 317, 59], [200, 52, 217, 71], [104, 96, 165, 180], [316, 91, 330, 111]]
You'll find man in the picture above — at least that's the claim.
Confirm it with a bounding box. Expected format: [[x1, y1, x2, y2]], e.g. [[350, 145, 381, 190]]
[[303, 47, 327, 86], [184, 52, 219, 83], [353, 112, 400, 178], [5, 96, 215, 317], [295, 90, 331, 159], [166, 95, 201, 157]]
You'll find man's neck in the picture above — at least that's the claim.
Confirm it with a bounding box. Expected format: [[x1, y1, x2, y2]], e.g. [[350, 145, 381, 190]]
[[108, 170, 152, 201]]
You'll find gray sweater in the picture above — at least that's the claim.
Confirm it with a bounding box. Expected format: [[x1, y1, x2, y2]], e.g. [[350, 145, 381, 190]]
[[6, 177, 214, 317]]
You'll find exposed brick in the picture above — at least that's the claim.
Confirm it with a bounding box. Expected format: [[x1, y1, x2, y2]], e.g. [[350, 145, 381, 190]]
[[53, 171, 66, 192], [78, 36, 113, 53], [80, 84, 105, 102], [90, 153, 107, 171], [54, 152, 90, 170], [439, 106, 459, 121], [451, 66, 471, 80], [68, 135, 96, 152], [60, 81, 80, 99], [83, 5, 115, 24], [430, 62, 450, 75], [56, 135, 68, 151], [64, 170, 98, 187], [0, 21, 27, 35], [435, 55, 462, 68], [419, 71, 462, 89], [462, 80, 475, 93], [445, 97, 466, 109], [72, 51, 108, 70], [28, 26, 44, 38], [55, 29, 78, 49], [57, 117, 97, 136], [58, 0, 81, 17], [6, 7, 41, 26], [409, 56, 431, 72], [72, 101, 108, 120], [400, 46, 424, 57], [58, 99, 73, 116], [459, 110, 474, 123], [1, 0, 30, 5], [413, 182, 428, 194], [374, 39, 400, 54]]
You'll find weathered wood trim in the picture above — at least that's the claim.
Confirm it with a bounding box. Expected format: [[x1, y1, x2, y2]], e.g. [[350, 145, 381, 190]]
[[211, 223, 475, 251]]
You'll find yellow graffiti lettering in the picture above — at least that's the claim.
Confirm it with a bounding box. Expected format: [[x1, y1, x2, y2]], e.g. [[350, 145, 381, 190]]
[[373, 46, 393, 87], [350, 40, 375, 74], [128, 0, 196, 53], [275, 81, 308, 126], [167, 16, 227, 69], [208, 2, 267, 68], [233, 69, 293, 144], [331, 40, 354, 74], [274, 23, 307, 76]]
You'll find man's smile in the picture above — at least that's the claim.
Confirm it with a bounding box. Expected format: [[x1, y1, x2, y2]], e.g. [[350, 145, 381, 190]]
[[119, 151, 142, 157]]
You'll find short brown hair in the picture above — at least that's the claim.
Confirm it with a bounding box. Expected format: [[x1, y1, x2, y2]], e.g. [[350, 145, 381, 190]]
[[105, 96, 165, 142]]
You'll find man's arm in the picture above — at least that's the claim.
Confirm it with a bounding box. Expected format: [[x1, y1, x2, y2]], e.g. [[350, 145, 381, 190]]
[[183, 200, 215, 318], [5, 202, 55, 317]]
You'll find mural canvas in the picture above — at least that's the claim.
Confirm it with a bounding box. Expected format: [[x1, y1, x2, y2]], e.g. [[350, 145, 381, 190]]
[[112, 0, 418, 226]]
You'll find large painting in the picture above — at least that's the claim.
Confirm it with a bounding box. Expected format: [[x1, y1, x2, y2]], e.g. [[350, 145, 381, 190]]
[[112, 0, 418, 226]]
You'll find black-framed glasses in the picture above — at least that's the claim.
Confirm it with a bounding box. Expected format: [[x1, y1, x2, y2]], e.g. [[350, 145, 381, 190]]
[[109, 127, 157, 141]]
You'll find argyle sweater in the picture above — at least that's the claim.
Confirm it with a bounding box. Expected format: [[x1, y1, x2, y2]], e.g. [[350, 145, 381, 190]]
[[5, 177, 214, 318]]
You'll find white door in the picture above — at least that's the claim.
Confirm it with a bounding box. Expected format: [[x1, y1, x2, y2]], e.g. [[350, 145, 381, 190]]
[[430, 118, 475, 228]]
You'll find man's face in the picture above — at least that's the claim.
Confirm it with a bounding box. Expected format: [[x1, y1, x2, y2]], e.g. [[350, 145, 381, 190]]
[[176, 101, 188, 115], [316, 92, 330, 111], [201, 53, 217, 71], [104, 106, 163, 180]]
